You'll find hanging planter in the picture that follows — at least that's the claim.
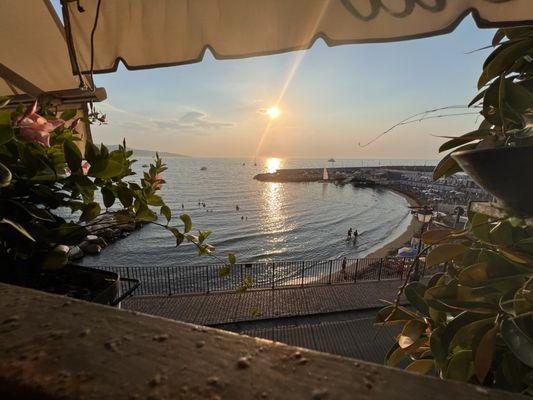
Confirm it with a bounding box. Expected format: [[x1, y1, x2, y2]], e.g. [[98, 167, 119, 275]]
[[452, 145, 533, 216]]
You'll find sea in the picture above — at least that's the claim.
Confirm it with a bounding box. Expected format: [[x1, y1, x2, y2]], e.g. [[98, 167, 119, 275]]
[[78, 157, 435, 267]]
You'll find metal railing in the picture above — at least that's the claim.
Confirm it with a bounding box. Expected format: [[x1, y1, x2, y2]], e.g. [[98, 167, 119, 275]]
[[92, 256, 426, 296]]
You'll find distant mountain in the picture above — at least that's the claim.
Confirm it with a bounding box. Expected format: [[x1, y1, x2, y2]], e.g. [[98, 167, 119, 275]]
[[106, 145, 190, 158]]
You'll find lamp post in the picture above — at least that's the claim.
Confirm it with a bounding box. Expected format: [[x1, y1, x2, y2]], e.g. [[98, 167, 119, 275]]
[[410, 206, 433, 282]]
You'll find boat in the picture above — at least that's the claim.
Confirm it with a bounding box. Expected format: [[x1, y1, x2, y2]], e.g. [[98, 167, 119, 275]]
[[200, 166, 207, 171], [328, 158, 335, 162]]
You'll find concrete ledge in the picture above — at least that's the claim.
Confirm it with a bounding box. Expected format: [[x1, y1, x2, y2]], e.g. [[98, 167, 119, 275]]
[[0, 283, 523, 400]]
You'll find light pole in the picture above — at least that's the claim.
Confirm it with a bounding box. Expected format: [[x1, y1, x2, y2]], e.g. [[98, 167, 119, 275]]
[[411, 206, 433, 282]]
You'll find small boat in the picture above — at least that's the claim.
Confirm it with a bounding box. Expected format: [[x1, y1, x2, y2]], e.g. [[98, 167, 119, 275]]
[[200, 166, 207, 171], [142, 164, 148, 167], [328, 158, 335, 162]]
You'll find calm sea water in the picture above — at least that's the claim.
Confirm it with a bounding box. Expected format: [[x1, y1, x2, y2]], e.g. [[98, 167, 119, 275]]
[[79, 157, 434, 267]]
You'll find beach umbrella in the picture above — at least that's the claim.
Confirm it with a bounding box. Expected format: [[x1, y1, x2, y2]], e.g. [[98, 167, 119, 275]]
[[398, 246, 417, 258], [60, 0, 533, 77]]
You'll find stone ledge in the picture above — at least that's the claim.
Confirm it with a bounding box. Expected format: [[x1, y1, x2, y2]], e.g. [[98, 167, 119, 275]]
[[0, 283, 524, 400]]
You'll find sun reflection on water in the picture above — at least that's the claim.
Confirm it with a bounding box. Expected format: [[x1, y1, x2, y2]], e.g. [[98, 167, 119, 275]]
[[260, 182, 287, 236]]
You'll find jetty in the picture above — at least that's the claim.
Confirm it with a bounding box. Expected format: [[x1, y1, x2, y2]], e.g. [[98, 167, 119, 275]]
[[254, 166, 383, 185]]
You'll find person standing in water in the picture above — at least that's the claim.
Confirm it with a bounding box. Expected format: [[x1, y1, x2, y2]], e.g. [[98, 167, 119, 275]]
[[347, 228, 352, 239]]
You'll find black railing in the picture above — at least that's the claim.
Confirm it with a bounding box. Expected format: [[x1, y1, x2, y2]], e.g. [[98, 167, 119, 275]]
[[91, 256, 426, 296]]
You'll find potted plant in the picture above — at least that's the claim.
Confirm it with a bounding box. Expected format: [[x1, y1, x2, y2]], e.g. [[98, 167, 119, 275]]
[[433, 27, 533, 216], [378, 26, 533, 394], [0, 99, 235, 305]]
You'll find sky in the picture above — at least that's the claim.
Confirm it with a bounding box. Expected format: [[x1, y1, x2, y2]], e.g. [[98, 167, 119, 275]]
[[57, 3, 495, 160]]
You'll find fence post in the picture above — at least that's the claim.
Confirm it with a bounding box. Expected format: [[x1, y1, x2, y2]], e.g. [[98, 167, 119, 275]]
[[300, 261, 305, 288], [354, 259, 359, 283], [167, 267, 172, 296], [328, 260, 333, 284], [205, 266, 210, 294], [271, 263, 275, 290], [378, 258, 383, 281]]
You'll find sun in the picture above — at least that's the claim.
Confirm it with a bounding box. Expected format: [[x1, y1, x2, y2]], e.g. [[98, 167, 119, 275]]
[[265, 106, 281, 119], [266, 157, 282, 173]]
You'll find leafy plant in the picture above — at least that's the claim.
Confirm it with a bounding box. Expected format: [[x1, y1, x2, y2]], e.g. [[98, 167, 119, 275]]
[[377, 215, 533, 393], [0, 99, 236, 275], [433, 27, 533, 180], [378, 26, 533, 395]]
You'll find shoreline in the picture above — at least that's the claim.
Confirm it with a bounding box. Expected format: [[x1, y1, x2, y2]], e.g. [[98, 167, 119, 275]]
[[322, 189, 422, 284], [362, 188, 421, 260]]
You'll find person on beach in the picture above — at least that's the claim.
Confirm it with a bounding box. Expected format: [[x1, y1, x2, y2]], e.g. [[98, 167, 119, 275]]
[[347, 228, 352, 239], [341, 257, 348, 280]]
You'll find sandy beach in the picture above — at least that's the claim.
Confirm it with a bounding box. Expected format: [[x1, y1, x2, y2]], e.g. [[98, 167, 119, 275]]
[[364, 189, 422, 259]]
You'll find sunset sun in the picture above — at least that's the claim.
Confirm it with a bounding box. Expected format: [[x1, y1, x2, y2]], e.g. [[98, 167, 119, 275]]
[[265, 106, 281, 119]]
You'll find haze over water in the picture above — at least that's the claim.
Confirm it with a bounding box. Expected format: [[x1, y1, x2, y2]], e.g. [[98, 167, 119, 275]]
[[80, 157, 435, 267]]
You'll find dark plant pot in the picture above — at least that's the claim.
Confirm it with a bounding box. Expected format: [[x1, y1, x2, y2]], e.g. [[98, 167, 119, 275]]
[[452, 145, 533, 216], [0, 264, 119, 306]]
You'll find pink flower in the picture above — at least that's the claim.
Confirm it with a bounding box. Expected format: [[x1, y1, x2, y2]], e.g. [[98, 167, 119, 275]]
[[16, 101, 64, 147], [81, 161, 90, 176], [155, 173, 163, 189]]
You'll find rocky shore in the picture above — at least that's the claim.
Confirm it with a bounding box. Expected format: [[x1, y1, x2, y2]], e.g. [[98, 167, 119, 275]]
[[68, 213, 145, 262]]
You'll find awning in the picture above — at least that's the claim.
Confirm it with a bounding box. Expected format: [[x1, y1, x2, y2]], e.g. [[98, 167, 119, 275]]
[[63, 0, 533, 74], [0, 0, 92, 97]]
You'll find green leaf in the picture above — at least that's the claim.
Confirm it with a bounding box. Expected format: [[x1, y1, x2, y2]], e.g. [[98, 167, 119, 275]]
[[0, 161, 12, 188], [422, 228, 455, 245], [475, 326, 497, 383], [219, 266, 231, 277], [404, 282, 429, 315], [169, 227, 184, 246], [438, 130, 491, 153], [198, 230, 212, 244], [376, 305, 418, 325], [90, 159, 124, 179], [63, 140, 82, 172], [445, 350, 474, 382], [0, 124, 14, 145], [117, 185, 133, 208], [405, 359, 434, 375], [449, 318, 494, 351], [470, 212, 490, 242], [228, 252, 237, 265], [478, 38, 533, 89], [0, 218, 35, 241], [79, 202, 101, 222], [500, 318, 533, 367], [180, 214, 192, 233], [42, 245, 69, 270], [146, 194, 164, 206], [386, 345, 408, 367], [101, 186, 115, 208], [426, 244, 468, 268], [160, 205, 171, 223], [135, 204, 156, 222], [398, 320, 426, 349], [60, 109, 77, 121], [433, 143, 477, 181]]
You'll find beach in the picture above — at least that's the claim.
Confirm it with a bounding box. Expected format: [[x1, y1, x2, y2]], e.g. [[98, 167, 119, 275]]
[[364, 189, 421, 259]]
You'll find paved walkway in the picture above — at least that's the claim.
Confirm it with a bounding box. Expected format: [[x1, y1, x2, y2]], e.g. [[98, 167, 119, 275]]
[[122, 279, 404, 325], [228, 309, 399, 364]]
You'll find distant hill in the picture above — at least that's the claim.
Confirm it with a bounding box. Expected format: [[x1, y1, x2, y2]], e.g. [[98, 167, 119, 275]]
[[106, 145, 190, 158]]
